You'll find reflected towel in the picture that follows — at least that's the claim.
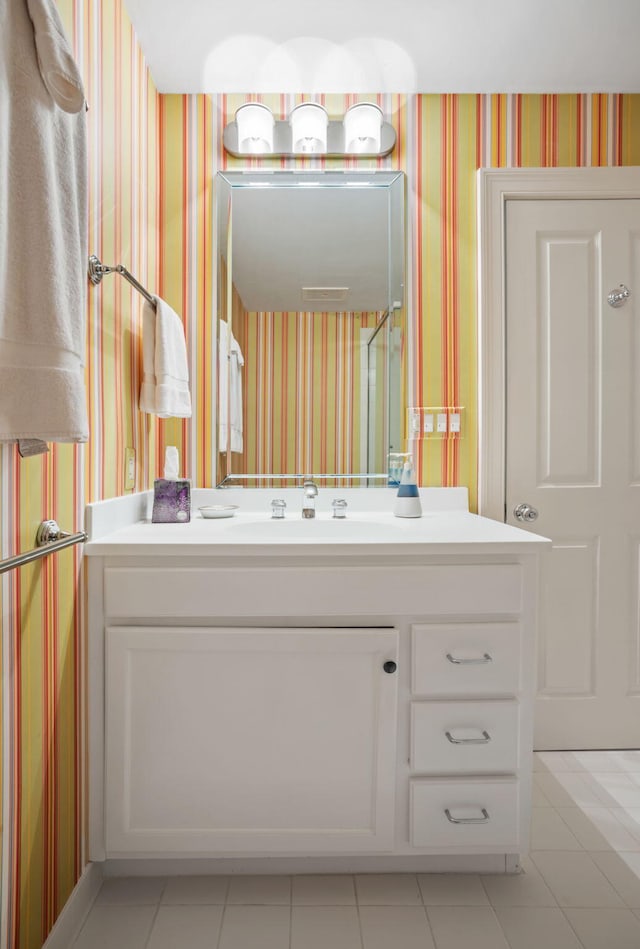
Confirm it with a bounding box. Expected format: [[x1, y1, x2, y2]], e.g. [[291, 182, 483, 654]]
[[139, 295, 192, 418], [218, 320, 244, 453]]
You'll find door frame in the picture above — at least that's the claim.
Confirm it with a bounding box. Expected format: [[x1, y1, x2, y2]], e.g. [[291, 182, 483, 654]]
[[477, 166, 640, 520]]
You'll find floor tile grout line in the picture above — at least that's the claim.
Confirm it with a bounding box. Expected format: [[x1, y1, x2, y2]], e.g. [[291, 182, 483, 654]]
[[551, 803, 605, 853], [557, 906, 590, 949], [288, 876, 293, 949], [354, 890, 366, 949], [488, 901, 533, 949], [214, 898, 227, 949], [141, 900, 163, 949], [609, 806, 640, 846], [587, 850, 640, 909], [421, 902, 438, 948]]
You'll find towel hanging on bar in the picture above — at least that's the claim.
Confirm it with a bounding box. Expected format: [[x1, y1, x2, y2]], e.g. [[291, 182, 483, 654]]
[[88, 256, 192, 419], [139, 296, 192, 419]]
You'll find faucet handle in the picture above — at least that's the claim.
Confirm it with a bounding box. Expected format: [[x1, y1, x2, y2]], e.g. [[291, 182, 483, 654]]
[[271, 499, 286, 519], [332, 498, 347, 519]]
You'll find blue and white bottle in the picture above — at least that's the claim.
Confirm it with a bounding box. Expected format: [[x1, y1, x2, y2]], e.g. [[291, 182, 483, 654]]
[[393, 458, 422, 518]]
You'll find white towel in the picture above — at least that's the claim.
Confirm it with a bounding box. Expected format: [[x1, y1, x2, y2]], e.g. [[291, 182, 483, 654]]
[[218, 320, 244, 453], [139, 295, 192, 419], [0, 0, 89, 443], [26, 0, 86, 113]]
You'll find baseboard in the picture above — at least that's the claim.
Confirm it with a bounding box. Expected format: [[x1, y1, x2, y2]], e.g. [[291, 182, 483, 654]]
[[102, 853, 514, 876], [42, 863, 104, 949]]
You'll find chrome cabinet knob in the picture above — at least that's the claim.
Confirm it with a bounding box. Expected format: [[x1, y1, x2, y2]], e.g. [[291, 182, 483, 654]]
[[513, 503, 539, 522]]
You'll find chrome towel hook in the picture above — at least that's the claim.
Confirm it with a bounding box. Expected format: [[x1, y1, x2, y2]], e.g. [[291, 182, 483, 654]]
[[607, 284, 631, 308]]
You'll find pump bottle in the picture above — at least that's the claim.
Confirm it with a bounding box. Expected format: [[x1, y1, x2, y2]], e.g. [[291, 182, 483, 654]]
[[393, 457, 422, 518]]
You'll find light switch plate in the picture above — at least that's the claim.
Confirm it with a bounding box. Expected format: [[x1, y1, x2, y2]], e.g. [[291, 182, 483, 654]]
[[125, 448, 136, 491]]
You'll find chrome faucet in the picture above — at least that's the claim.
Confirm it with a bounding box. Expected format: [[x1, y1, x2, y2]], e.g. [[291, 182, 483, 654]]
[[302, 480, 318, 519]]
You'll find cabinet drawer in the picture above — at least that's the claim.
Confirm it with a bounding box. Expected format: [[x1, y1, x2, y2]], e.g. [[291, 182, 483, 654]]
[[412, 623, 521, 697], [410, 779, 519, 849], [410, 701, 519, 774], [104, 565, 523, 619]]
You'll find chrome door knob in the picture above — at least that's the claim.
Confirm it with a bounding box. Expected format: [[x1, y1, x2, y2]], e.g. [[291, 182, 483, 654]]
[[513, 503, 539, 522]]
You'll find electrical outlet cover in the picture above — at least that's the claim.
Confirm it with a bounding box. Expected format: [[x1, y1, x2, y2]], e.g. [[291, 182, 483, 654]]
[[125, 448, 136, 490]]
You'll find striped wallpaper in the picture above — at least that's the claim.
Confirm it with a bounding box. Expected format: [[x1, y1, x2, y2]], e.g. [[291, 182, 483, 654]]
[[229, 309, 383, 485], [0, 2, 159, 947], [161, 92, 640, 507], [1, 5, 640, 946]]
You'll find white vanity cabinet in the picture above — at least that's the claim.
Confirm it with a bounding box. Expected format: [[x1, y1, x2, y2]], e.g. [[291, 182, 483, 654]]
[[104, 624, 399, 854], [85, 490, 548, 871]]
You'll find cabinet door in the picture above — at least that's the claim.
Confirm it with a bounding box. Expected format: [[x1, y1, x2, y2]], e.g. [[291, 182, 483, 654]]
[[105, 626, 399, 855]]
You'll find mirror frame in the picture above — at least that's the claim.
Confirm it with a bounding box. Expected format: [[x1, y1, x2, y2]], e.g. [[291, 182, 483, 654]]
[[215, 170, 405, 488]]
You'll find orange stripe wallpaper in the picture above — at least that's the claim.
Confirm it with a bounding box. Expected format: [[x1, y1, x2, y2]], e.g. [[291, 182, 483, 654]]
[[1, 4, 640, 946], [0, 2, 159, 946], [233, 309, 382, 483], [161, 92, 640, 506]]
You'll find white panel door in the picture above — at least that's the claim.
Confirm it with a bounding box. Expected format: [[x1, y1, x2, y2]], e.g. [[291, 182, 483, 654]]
[[105, 625, 398, 855], [506, 199, 640, 749]]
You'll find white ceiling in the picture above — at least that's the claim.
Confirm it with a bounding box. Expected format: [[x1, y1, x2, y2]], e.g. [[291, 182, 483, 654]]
[[123, 0, 640, 95]]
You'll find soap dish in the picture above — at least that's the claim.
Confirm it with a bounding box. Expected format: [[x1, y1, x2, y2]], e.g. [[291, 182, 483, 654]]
[[198, 504, 239, 519]]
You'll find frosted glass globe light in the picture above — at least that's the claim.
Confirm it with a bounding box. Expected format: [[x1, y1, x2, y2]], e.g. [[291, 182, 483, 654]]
[[235, 103, 274, 154], [289, 102, 328, 154], [344, 102, 383, 153]]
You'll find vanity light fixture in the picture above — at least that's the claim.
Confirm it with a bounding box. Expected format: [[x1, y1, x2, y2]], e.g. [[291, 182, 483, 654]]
[[344, 102, 383, 153], [223, 102, 396, 158], [235, 102, 275, 154], [289, 102, 328, 154]]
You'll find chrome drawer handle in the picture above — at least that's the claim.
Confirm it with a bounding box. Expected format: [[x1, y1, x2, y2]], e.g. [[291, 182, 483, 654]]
[[446, 652, 493, 665], [445, 730, 491, 744], [445, 808, 490, 825]]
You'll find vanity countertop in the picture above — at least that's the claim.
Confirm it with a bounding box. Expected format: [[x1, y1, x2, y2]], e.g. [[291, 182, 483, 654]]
[[84, 487, 550, 558]]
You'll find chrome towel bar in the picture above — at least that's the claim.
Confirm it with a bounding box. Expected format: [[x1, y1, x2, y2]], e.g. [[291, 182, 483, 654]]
[[0, 520, 87, 575], [88, 254, 155, 307]]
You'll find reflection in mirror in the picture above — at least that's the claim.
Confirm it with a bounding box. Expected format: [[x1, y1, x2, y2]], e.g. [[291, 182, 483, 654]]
[[216, 171, 405, 488]]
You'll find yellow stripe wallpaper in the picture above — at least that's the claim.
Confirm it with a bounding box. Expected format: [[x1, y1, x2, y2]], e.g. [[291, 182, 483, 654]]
[[161, 91, 640, 506], [1, 2, 159, 947], [234, 310, 381, 483], [1, 3, 640, 946]]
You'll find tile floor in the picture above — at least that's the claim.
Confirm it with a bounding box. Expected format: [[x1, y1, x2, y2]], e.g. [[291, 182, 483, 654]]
[[72, 751, 640, 949]]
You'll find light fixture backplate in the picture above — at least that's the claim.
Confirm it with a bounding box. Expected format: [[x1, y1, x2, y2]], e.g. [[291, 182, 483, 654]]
[[223, 119, 396, 158]]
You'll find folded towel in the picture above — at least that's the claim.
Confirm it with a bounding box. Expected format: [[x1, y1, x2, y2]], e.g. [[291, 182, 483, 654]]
[[26, 0, 86, 114], [218, 320, 244, 453], [0, 0, 88, 444], [139, 295, 192, 419]]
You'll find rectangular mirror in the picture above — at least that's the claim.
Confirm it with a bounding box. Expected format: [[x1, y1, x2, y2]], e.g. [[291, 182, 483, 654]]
[[216, 170, 405, 488]]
